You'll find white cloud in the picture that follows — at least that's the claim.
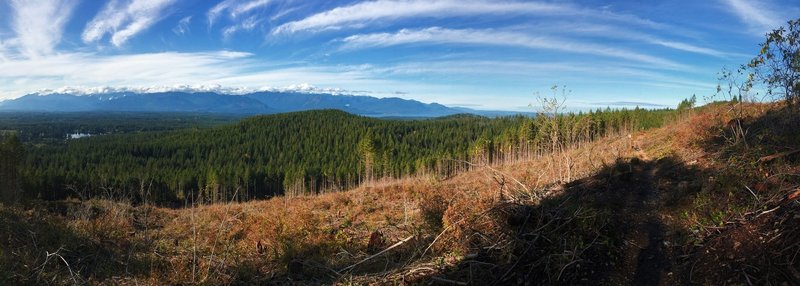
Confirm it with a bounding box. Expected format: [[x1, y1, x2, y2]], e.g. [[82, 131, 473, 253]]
[[0, 51, 438, 102], [208, 0, 272, 26], [722, 0, 784, 34], [650, 40, 729, 58], [82, 0, 177, 47], [0, 49, 719, 110], [8, 0, 77, 58], [273, 0, 572, 34], [341, 27, 689, 69], [270, 6, 301, 21], [272, 0, 674, 36], [172, 16, 192, 35], [230, 0, 271, 16], [208, 0, 235, 26]]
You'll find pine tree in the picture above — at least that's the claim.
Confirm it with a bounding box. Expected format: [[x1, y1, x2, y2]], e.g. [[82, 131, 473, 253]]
[[358, 130, 376, 183]]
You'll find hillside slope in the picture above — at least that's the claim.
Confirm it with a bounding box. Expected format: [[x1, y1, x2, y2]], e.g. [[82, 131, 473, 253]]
[[1, 102, 798, 285]]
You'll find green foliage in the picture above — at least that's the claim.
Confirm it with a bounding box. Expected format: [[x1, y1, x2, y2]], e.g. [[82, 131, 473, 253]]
[[677, 94, 697, 110], [747, 18, 800, 106]]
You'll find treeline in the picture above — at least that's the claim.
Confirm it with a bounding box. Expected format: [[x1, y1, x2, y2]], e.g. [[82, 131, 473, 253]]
[[20, 107, 681, 205], [477, 107, 678, 164], [0, 112, 238, 144]]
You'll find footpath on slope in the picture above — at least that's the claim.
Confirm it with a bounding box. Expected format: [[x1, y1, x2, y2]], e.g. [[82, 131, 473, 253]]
[[604, 145, 681, 285]]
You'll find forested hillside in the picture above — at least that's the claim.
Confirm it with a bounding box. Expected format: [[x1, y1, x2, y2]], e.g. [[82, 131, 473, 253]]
[[18, 107, 678, 204], [0, 112, 239, 144]]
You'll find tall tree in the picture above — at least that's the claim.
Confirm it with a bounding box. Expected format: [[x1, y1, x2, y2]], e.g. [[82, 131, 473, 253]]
[[358, 129, 376, 183]]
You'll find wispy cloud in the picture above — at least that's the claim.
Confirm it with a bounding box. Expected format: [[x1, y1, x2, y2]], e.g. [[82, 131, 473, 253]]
[[230, 0, 271, 16], [8, 0, 77, 58], [272, 0, 680, 36], [222, 16, 261, 38], [82, 0, 177, 47], [381, 60, 714, 87], [172, 16, 192, 36], [272, 0, 572, 34], [722, 0, 784, 34], [544, 23, 733, 58], [208, 0, 272, 26], [341, 27, 688, 69]]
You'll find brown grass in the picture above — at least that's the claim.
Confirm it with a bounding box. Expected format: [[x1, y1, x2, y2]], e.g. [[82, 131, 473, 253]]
[[0, 129, 640, 284]]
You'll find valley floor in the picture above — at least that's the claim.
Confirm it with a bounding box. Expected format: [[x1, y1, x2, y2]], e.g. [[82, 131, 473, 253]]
[[1, 102, 799, 285]]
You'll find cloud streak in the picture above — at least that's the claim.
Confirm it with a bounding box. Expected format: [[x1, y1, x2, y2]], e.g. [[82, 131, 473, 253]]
[[208, 0, 272, 26], [82, 0, 177, 47], [172, 16, 192, 35], [272, 0, 572, 34], [544, 23, 733, 58], [271, 0, 679, 37], [378, 60, 715, 89], [722, 0, 783, 34], [341, 27, 688, 69], [8, 0, 77, 58], [222, 16, 261, 38]]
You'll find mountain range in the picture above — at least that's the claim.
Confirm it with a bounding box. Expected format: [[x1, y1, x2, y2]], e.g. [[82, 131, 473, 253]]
[[0, 90, 527, 118]]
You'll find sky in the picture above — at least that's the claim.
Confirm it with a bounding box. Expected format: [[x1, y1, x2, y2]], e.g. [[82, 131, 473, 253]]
[[0, 0, 797, 111]]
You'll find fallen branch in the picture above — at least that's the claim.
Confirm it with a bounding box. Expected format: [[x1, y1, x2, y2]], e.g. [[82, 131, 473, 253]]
[[744, 185, 759, 201], [340, 235, 414, 273], [756, 206, 781, 219], [758, 149, 800, 164], [40, 246, 79, 285]]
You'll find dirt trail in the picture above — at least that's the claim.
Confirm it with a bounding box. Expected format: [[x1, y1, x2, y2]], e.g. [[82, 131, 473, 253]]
[[609, 148, 675, 285]]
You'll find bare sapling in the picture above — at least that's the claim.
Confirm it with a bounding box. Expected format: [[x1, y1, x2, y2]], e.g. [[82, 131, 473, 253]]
[[717, 67, 752, 147], [534, 85, 572, 183]]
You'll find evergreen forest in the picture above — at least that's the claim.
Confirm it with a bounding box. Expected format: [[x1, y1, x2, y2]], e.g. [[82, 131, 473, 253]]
[[4, 107, 681, 205]]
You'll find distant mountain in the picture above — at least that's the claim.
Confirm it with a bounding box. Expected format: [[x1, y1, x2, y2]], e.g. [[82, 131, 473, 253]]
[[0, 89, 530, 118], [244, 92, 458, 117]]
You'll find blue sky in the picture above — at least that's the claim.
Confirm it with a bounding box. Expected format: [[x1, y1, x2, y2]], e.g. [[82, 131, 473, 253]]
[[0, 0, 797, 111]]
